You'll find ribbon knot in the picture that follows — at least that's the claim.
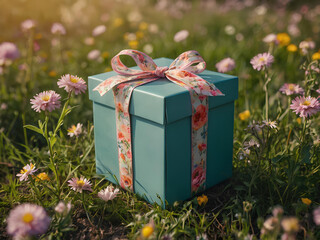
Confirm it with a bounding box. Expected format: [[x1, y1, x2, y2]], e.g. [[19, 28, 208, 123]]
[[154, 66, 168, 78]]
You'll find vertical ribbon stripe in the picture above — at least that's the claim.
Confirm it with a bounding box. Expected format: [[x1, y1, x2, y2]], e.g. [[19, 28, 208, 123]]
[[94, 49, 224, 195]]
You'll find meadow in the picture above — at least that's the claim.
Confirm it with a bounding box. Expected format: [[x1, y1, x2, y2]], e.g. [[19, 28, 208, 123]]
[[0, 0, 320, 239]]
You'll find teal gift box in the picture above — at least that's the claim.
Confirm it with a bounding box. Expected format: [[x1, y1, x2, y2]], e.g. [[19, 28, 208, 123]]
[[89, 57, 238, 206]]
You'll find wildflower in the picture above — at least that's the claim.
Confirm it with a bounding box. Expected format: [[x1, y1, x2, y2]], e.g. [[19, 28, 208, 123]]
[[215, 58, 236, 73], [84, 37, 95, 46], [139, 22, 148, 31], [276, 33, 291, 46], [279, 83, 304, 95], [68, 176, 92, 193], [244, 139, 260, 149], [299, 40, 315, 55], [263, 120, 277, 129], [113, 17, 124, 27], [272, 206, 284, 217], [263, 217, 279, 231], [312, 52, 320, 60], [281, 217, 299, 233], [224, 25, 235, 35], [102, 51, 109, 59], [290, 96, 320, 118], [250, 52, 274, 71], [263, 33, 277, 44], [141, 220, 154, 238], [143, 44, 153, 54], [55, 201, 72, 215], [48, 70, 57, 77], [136, 31, 144, 39], [243, 201, 253, 212], [0, 42, 20, 61], [1, 103, 7, 110], [7, 203, 50, 238], [174, 30, 189, 42], [197, 194, 208, 206], [301, 198, 312, 205], [30, 90, 61, 113], [317, 89, 320, 94], [57, 74, 87, 95], [92, 25, 106, 36], [287, 44, 298, 52], [148, 24, 159, 34], [98, 186, 120, 201], [21, 19, 36, 32], [196, 233, 208, 240], [239, 110, 250, 120], [128, 40, 139, 49], [313, 206, 320, 225], [51, 23, 66, 35], [16, 163, 37, 181], [35, 172, 50, 181], [87, 49, 101, 60]]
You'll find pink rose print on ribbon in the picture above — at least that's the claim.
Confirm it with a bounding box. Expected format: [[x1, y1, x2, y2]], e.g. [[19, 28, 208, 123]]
[[192, 104, 208, 130], [192, 166, 206, 192], [198, 143, 207, 152]]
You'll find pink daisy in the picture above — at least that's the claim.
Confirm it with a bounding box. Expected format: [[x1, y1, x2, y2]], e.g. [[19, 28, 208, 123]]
[[7, 203, 50, 238], [250, 52, 274, 71], [92, 25, 106, 37], [30, 90, 61, 112], [313, 206, 320, 226], [290, 96, 320, 118], [87, 49, 101, 60], [263, 33, 278, 44], [98, 186, 120, 202], [16, 163, 37, 181], [51, 23, 66, 35], [67, 123, 83, 137], [215, 58, 236, 73], [0, 42, 20, 61], [57, 74, 87, 95], [21, 19, 36, 32], [68, 176, 92, 193], [316, 89, 320, 94], [279, 83, 304, 95], [174, 30, 189, 42]]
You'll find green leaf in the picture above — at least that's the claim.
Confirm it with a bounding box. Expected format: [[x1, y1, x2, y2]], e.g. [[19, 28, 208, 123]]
[[24, 125, 43, 135], [301, 144, 311, 164]]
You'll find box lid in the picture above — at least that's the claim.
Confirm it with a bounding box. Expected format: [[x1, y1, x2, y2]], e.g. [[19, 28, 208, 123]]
[[89, 57, 238, 125]]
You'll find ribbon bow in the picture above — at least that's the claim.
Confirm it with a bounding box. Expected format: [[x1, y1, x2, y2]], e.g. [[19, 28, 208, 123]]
[[94, 49, 223, 194]]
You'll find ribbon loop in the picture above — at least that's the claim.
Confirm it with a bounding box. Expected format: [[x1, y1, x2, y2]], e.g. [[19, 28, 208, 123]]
[[169, 50, 206, 74]]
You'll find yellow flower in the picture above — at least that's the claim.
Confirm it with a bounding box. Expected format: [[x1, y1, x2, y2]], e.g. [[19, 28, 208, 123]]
[[197, 194, 208, 206], [48, 70, 57, 77], [301, 198, 312, 205], [243, 201, 252, 212], [129, 40, 139, 49], [296, 118, 302, 125], [239, 110, 251, 121], [141, 224, 154, 238], [113, 18, 124, 27], [312, 52, 320, 60], [136, 31, 144, 40], [277, 33, 291, 46], [287, 44, 297, 52], [35, 172, 50, 181], [102, 51, 109, 59], [139, 22, 148, 31], [281, 217, 299, 233]]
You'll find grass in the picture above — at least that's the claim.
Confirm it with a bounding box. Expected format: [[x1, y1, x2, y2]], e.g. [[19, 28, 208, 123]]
[[0, 0, 320, 239]]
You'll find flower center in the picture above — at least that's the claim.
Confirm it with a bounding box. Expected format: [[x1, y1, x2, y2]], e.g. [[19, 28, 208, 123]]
[[77, 180, 85, 187], [259, 57, 265, 62], [288, 84, 295, 91], [70, 77, 79, 83], [68, 125, 76, 133], [22, 213, 34, 223], [302, 100, 311, 106], [41, 95, 50, 101]]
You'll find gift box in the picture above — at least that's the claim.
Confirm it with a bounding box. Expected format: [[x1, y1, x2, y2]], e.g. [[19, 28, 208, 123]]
[[89, 55, 238, 206]]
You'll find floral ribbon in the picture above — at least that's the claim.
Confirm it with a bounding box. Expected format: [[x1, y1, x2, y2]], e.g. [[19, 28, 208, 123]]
[[94, 49, 223, 194]]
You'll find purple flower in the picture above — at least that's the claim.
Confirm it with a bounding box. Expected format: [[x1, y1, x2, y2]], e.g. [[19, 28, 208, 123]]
[[7, 203, 50, 238], [57, 74, 87, 95], [98, 186, 120, 201], [279, 83, 304, 95], [87, 49, 101, 60], [174, 30, 189, 42], [313, 206, 320, 225], [0, 42, 20, 61], [51, 23, 66, 35], [290, 96, 320, 118], [21, 19, 36, 32], [30, 90, 61, 113], [68, 176, 92, 193], [250, 52, 274, 71], [215, 58, 236, 73], [16, 163, 37, 181], [92, 25, 106, 36]]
